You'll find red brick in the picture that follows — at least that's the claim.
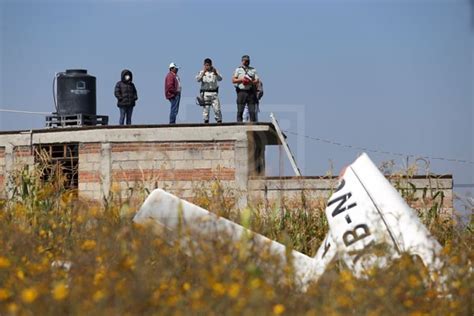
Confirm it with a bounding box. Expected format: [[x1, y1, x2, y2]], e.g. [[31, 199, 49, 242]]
[[111, 141, 235, 153], [111, 168, 235, 181], [79, 143, 101, 154], [79, 171, 101, 182]]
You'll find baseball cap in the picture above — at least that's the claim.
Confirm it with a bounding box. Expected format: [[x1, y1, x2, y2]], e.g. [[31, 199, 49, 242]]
[[169, 62, 179, 69]]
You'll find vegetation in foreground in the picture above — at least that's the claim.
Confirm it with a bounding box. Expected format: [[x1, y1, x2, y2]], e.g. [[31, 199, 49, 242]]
[[0, 166, 472, 315]]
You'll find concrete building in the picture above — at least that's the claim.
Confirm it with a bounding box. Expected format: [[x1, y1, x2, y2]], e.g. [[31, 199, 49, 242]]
[[0, 123, 453, 212]]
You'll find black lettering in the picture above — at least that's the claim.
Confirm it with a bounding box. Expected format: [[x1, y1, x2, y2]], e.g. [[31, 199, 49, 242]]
[[342, 224, 371, 247], [322, 240, 331, 258], [335, 179, 345, 192], [328, 192, 357, 217], [348, 240, 377, 264]]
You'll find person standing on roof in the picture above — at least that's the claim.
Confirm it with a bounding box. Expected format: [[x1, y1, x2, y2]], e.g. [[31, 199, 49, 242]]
[[165, 62, 181, 124], [243, 80, 264, 122], [196, 58, 223, 124], [232, 55, 260, 122], [114, 69, 138, 125]]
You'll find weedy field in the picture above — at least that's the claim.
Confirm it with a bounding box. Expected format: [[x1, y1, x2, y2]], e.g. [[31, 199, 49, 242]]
[[0, 166, 472, 315]]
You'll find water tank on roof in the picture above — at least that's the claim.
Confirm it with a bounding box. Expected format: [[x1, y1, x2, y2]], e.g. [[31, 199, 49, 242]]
[[56, 69, 96, 116]]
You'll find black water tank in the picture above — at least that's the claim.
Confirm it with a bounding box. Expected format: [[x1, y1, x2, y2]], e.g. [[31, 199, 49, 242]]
[[57, 69, 96, 116]]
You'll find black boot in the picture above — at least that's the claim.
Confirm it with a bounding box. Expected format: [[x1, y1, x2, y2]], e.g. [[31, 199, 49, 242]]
[[217, 120, 222, 124], [204, 119, 209, 124]]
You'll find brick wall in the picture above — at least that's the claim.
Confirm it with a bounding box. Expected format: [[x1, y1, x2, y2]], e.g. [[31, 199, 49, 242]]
[[0, 147, 5, 197], [78, 141, 237, 200], [78, 143, 102, 199], [249, 176, 453, 214]]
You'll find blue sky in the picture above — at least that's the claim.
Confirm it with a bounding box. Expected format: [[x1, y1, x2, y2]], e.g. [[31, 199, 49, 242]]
[[0, 0, 473, 208]]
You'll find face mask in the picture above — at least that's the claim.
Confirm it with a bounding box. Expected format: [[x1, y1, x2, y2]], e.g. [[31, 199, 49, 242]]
[[124, 75, 131, 81]]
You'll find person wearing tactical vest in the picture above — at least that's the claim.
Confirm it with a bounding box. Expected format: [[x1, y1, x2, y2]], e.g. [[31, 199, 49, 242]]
[[232, 55, 260, 122], [114, 69, 138, 125], [243, 80, 263, 122], [196, 58, 223, 124]]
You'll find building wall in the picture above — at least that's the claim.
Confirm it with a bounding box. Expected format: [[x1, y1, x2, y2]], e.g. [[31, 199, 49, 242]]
[[0, 147, 5, 196], [0, 125, 454, 215], [249, 176, 453, 214], [78, 141, 237, 200], [0, 124, 278, 203]]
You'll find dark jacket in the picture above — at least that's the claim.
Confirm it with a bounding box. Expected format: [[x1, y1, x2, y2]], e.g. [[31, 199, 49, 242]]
[[114, 69, 138, 107], [165, 71, 180, 100]]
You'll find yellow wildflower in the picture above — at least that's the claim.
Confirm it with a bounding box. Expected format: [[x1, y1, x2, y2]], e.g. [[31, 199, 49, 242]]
[[182, 282, 191, 291], [0, 288, 11, 301], [96, 256, 103, 264], [250, 278, 262, 289], [404, 299, 414, 308], [76, 214, 84, 224], [273, 304, 285, 315], [336, 295, 351, 307], [121, 256, 136, 270], [344, 281, 355, 292], [94, 268, 106, 286], [93, 290, 106, 302], [227, 283, 240, 298], [16, 269, 25, 280], [166, 295, 179, 306], [89, 206, 100, 217], [408, 275, 420, 288], [0, 256, 11, 269], [212, 282, 226, 296], [21, 287, 39, 303], [340, 270, 353, 282], [52, 282, 69, 301], [375, 287, 386, 297], [7, 303, 18, 313], [81, 240, 97, 251]]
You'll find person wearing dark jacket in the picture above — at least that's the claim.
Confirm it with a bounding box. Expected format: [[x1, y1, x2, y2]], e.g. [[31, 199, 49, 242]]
[[164, 62, 181, 124], [114, 69, 138, 125]]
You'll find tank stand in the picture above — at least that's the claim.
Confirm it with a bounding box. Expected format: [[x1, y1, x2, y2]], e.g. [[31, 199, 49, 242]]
[[45, 113, 109, 128]]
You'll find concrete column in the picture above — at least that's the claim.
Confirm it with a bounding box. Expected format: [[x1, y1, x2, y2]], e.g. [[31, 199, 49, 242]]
[[234, 137, 249, 208], [5, 144, 13, 199], [100, 143, 112, 198]]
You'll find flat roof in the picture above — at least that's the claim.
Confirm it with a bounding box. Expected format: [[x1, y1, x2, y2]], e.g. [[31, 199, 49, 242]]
[[0, 122, 277, 135], [0, 123, 282, 146]]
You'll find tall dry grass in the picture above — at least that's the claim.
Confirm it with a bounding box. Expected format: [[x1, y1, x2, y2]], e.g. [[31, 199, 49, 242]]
[[0, 163, 472, 315]]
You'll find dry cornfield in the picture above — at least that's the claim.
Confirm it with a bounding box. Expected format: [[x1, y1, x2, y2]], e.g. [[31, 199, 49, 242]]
[[0, 166, 472, 315]]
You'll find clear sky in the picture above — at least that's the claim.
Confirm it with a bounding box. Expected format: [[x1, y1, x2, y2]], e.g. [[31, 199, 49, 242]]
[[0, 0, 473, 211]]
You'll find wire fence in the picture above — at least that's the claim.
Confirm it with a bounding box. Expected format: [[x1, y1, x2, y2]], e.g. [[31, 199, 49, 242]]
[[283, 130, 474, 165]]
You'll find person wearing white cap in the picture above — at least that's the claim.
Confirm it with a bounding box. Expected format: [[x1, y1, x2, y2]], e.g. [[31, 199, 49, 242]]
[[164, 62, 182, 124]]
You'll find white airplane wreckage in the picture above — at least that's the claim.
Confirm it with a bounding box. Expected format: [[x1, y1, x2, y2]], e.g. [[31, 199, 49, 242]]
[[133, 153, 447, 291]]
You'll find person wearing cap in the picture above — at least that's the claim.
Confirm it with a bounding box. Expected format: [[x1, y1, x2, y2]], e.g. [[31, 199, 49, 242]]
[[232, 55, 260, 122], [164, 62, 182, 124], [114, 69, 138, 125], [196, 58, 223, 124]]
